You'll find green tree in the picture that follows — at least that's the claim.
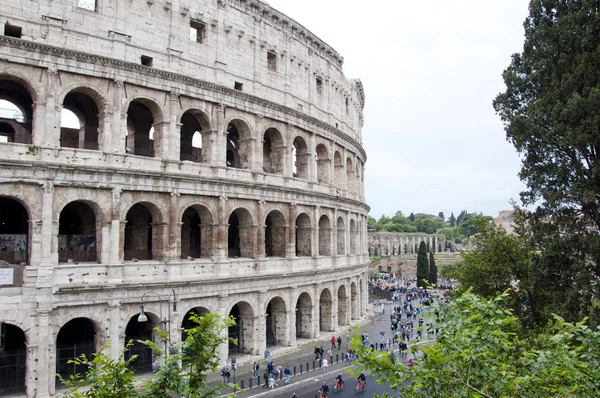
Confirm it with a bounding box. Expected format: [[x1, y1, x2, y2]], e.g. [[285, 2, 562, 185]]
[[368, 268, 381, 280], [351, 292, 600, 398], [416, 241, 429, 288], [438, 211, 444, 220], [428, 251, 437, 285], [58, 342, 138, 398], [448, 212, 456, 227], [408, 212, 415, 222]]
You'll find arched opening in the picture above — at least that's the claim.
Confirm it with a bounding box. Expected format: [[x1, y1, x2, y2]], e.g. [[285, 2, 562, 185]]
[[0, 323, 26, 395], [56, 318, 96, 385], [316, 144, 330, 184], [181, 307, 210, 341], [263, 128, 283, 174], [350, 219, 357, 255], [180, 110, 208, 163], [334, 151, 343, 189], [0, 197, 29, 265], [180, 205, 213, 259], [126, 100, 159, 157], [226, 121, 251, 169], [292, 136, 308, 179], [228, 208, 253, 258], [61, 90, 100, 150], [337, 217, 346, 255], [295, 292, 312, 339], [350, 282, 358, 320], [124, 204, 154, 261], [346, 157, 354, 193], [0, 79, 33, 145], [228, 302, 254, 355], [337, 285, 348, 326], [265, 297, 286, 347], [58, 201, 97, 263], [359, 279, 364, 315], [265, 210, 286, 257], [356, 162, 362, 195], [318, 215, 331, 256], [319, 289, 333, 332], [295, 213, 311, 257], [124, 313, 157, 374]]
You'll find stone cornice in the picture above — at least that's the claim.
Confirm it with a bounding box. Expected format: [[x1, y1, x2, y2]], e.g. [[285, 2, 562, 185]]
[[0, 36, 366, 161]]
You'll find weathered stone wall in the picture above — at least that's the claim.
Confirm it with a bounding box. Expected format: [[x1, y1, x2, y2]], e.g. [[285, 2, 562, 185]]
[[0, 1, 369, 396]]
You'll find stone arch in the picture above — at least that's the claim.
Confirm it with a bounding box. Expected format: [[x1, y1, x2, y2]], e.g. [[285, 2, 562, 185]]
[[334, 151, 343, 189], [350, 218, 357, 255], [55, 317, 98, 385], [295, 212, 311, 257], [263, 127, 284, 174], [124, 202, 164, 261], [265, 209, 286, 257], [60, 86, 104, 150], [126, 97, 164, 157], [0, 196, 30, 265], [180, 204, 214, 259], [318, 215, 331, 256], [58, 201, 99, 263], [346, 157, 355, 193], [226, 118, 252, 169], [228, 301, 255, 355], [0, 76, 35, 144], [337, 216, 346, 255], [315, 143, 330, 184], [228, 207, 254, 258], [292, 136, 309, 179], [319, 288, 333, 332], [350, 281, 358, 320], [295, 292, 313, 339], [181, 306, 211, 341], [124, 312, 160, 374], [337, 285, 348, 326], [265, 296, 287, 347], [0, 322, 27, 395], [180, 109, 210, 163]]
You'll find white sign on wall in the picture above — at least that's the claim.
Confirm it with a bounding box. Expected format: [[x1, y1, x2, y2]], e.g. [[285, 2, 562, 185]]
[[0, 269, 14, 285]]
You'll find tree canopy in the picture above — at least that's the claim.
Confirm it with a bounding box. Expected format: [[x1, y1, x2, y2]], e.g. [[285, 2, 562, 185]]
[[416, 241, 429, 288]]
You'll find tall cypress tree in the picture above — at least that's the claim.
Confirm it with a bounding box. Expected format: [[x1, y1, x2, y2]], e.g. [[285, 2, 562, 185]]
[[429, 251, 438, 286], [416, 241, 429, 288]]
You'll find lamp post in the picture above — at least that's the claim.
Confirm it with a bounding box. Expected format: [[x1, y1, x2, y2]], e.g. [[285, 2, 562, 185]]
[[137, 289, 177, 357]]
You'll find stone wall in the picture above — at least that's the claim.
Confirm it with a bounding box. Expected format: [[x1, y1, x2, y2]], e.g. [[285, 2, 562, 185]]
[[368, 232, 447, 254], [0, 1, 369, 396]]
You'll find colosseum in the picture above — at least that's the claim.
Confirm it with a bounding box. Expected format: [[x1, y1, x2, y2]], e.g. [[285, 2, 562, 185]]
[[0, 0, 369, 396]]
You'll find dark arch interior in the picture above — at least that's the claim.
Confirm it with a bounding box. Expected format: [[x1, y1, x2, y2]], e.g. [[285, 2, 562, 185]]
[[228, 304, 241, 354], [180, 111, 204, 162], [295, 213, 311, 257], [265, 212, 285, 257], [0, 197, 28, 265], [56, 318, 95, 385], [124, 204, 153, 261], [124, 314, 154, 374], [61, 91, 99, 150], [0, 323, 26, 395], [181, 207, 201, 259], [226, 124, 241, 168], [58, 201, 97, 263], [0, 79, 33, 144], [126, 101, 155, 157], [228, 212, 240, 258], [0, 122, 15, 142], [296, 292, 312, 339], [181, 307, 210, 341]]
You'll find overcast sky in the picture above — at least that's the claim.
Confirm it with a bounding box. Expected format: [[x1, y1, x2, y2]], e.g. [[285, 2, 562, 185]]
[[266, 0, 531, 220]]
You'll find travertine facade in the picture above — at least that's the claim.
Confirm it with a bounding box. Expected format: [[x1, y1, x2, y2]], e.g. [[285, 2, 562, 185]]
[[0, 1, 369, 396]]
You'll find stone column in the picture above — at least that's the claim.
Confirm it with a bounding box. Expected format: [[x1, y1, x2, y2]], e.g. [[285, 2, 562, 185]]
[[309, 132, 317, 183], [167, 92, 181, 161], [35, 308, 53, 398], [100, 220, 111, 264], [43, 68, 60, 148], [313, 291, 321, 338], [31, 100, 47, 148], [38, 181, 55, 273], [254, 115, 264, 173], [332, 293, 339, 332], [313, 205, 320, 258], [288, 288, 297, 347], [256, 200, 265, 258], [215, 104, 227, 166], [287, 203, 296, 257], [108, 301, 121, 360], [332, 209, 338, 256], [216, 196, 228, 260], [112, 80, 126, 154], [167, 191, 180, 261], [98, 109, 113, 152], [216, 294, 229, 363], [28, 219, 43, 268], [153, 121, 170, 159], [252, 313, 264, 356]]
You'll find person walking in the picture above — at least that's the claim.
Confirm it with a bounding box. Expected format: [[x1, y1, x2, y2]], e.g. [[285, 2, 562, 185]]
[[330, 336, 336, 349], [284, 365, 292, 384], [322, 357, 329, 373], [336, 336, 342, 350], [263, 370, 269, 389], [253, 361, 259, 378]]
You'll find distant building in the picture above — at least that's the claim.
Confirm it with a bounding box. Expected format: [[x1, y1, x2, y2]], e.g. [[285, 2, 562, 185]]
[[494, 210, 515, 234]]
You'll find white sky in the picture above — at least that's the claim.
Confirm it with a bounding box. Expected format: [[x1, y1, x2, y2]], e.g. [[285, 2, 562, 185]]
[[266, 0, 530, 219]]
